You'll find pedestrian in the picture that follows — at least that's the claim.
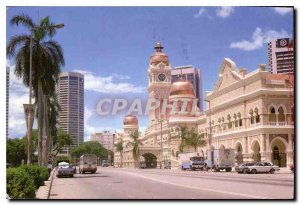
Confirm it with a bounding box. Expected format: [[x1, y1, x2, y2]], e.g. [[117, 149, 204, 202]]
[[47, 161, 52, 177]]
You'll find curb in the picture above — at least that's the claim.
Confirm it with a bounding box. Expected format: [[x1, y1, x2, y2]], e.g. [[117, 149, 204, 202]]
[[35, 169, 55, 199]]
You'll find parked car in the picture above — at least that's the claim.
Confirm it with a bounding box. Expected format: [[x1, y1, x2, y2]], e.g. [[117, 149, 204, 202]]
[[235, 163, 255, 174], [56, 162, 74, 178], [139, 162, 146, 169], [236, 162, 280, 174]]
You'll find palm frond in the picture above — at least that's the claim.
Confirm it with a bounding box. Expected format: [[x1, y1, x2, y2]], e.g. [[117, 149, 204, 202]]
[[10, 14, 35, 29], [6, 34, 30, 57]]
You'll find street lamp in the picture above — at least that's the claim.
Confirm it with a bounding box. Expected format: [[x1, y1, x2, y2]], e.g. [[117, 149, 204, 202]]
[[24, 23, 64, 165]]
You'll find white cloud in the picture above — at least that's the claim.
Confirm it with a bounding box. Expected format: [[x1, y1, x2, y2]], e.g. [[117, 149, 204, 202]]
[[229, 27, 290, 51], [7, 61, 36, 138], [272, 7, 293, 15], [216, 7, 234, 18], [73, 69, 146, 94], [84, 106, 118, 141], [194, 8, 206, 18]]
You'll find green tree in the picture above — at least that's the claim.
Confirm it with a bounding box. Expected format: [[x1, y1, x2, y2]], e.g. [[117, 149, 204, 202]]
[[7, 14, 65, 165], [114, 140, 123, 167], [178, 126, 189, 152], [6, 138, 26, 167], [187, 129, 207, 152], [51, 129, 72, 158], [71, 141, 108, 162], [128, 131, 143, 168], [178, 126, 206, 152]]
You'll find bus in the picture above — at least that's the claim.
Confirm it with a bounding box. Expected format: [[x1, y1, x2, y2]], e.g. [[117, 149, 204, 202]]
[[79, 154, 97, 174]]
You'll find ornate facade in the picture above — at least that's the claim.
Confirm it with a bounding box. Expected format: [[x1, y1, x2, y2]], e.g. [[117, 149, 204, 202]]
[[114, 43, 294, 169]]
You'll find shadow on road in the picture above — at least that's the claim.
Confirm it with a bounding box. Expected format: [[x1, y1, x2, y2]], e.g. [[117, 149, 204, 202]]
[[75, 174, 110, 178]]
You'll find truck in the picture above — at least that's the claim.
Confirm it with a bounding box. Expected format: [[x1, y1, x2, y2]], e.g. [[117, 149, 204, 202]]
[[178, 152, 205, 171], [79, 154, 97, 174], [205, 149, 235, 172]]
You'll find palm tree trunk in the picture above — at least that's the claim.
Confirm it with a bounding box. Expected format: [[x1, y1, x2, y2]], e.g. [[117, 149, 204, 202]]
[[120, 151, 123, 168], [37, 80, 44, 166]]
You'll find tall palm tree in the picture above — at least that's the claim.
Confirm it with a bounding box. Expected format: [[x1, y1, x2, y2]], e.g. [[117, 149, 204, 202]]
[[128, 131, 143, 168], [115, 140, 124, 167], [7, 14, 64, 165]]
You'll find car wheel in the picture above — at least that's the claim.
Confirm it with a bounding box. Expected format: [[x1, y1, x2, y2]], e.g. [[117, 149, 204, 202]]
[[251, 169, 257, 174], [270, 169, 275, 174], [242, 169, 248, 174]]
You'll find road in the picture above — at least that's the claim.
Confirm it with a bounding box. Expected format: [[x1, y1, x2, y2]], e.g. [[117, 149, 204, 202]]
[[49, 167, 294, 199]]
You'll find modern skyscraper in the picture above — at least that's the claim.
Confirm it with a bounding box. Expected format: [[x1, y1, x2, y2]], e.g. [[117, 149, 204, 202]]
[[57, 72, 84, 151], [6, 66, 9, 138], [268, 38, 294, 74], [171, 66, 203, 111], [90, 131, 115, 152]]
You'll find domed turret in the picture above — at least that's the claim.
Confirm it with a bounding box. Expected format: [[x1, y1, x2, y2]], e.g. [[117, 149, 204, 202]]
[[170, 77, 195, 96], [150, 42, 169, 66], [123, 115, 138, 126]]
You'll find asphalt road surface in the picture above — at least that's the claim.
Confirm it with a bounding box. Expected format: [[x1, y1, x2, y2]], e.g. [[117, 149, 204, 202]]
[[49, 166, 294, 199]]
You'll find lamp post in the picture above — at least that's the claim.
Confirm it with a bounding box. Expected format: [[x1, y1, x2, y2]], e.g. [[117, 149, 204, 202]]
[[204, 100, 212, 149], [24, 23, 64, 165]]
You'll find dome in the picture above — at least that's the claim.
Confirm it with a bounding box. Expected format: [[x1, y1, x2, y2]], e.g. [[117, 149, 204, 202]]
[[170, 78, 195, 96], [150, 42, 169, 66], [123, 115, 138, 125]]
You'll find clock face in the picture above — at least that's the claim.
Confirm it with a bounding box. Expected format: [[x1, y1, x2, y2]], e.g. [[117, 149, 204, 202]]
[[280, 39, 288, 47], [158, 73, 166, 81]]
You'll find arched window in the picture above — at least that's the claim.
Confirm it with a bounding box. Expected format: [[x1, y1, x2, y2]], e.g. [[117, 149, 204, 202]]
[[249, 109, 254, 124], [255, 108, 260, 123], [227, 114, 232, 129], [269, 106, 276, 122], [238, 113, 242, 126], [278, 106, 285, 122]]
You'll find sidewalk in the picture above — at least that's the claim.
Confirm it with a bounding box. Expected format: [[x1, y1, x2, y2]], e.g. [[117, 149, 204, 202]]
[[35, 168, 55, 199]]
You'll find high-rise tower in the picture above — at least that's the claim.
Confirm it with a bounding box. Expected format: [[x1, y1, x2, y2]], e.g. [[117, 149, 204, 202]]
[[57, 72, 84, 152]]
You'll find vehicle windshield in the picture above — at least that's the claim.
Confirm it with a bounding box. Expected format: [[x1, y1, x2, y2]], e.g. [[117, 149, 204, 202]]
[[190, 157, 204, 161]]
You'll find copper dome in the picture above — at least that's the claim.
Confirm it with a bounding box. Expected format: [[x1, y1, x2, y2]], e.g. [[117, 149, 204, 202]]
[[150, 42, 169, 66], [123, 115, 138, 125], [170, 78, 195, 96]]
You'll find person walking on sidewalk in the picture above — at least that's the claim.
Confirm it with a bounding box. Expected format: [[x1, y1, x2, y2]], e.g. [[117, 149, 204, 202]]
[[47, 161, 53, 177]]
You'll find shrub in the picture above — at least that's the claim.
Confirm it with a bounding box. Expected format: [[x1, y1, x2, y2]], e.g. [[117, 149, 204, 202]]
[[7, 168, 36, 199], [19, 165, 49, 188]]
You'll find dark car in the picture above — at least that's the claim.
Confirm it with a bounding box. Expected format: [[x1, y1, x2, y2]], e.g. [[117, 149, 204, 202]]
[[56, 165, 74, 178]]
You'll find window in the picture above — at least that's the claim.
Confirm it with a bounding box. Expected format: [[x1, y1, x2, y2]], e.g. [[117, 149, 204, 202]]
[[269, 106, 276, 122], [256, 115, 260, 123], [239, 119, 242, 126], [278, 106, 285, 122], [273, 146, 279, 160]]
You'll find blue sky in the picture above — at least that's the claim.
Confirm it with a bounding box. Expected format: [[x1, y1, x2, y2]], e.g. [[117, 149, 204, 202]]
[[6, 6, 294, 140]]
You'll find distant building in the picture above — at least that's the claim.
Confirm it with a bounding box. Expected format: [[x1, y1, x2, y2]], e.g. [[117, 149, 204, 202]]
[[171, 65, 203, 111], [91, 131, 115, 152], [268, 38, 294, 74], [57, 72, 84, 154], [6, 66, 9, 138]]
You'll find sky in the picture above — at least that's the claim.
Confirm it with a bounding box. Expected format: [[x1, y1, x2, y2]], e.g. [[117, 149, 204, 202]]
[[6, 6, 294, 140]]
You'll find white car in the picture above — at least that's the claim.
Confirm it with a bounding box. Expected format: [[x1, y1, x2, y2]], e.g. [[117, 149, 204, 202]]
[[247, 162, 280, 174]]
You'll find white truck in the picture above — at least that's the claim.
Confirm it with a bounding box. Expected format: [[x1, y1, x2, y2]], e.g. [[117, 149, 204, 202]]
[[205, 149, 235, 172], [79, 154, 97, 174], [178, 152, 205, 171]]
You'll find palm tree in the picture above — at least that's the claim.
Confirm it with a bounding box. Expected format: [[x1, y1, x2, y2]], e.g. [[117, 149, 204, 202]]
[[7, 14, 64, 165], [128, 131, 143, 168], [178, 126, 189, 152], [188, 129, 207, 152], [115, 140, 124, 167]]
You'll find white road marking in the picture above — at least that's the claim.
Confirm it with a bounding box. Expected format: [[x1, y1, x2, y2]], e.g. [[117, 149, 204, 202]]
[[107, 169, 271, 199]]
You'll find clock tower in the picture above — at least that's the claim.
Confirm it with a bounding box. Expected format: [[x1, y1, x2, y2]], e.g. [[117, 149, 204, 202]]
[[147, 42, 172, 122]]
